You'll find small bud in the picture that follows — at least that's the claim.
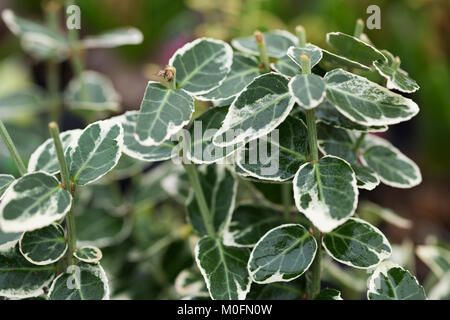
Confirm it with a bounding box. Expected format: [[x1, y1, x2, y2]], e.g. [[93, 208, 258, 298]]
[[299, 53, 310, 61], [254, 30, 264, 44], [295, 25, 305, 33]]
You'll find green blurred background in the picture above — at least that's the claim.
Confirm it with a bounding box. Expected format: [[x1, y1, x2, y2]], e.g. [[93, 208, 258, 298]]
[[0, 0, 449, 298]]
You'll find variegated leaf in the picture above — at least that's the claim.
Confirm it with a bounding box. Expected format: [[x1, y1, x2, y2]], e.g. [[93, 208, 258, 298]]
[[287, 44, 323, 70], [0, 174, 14, 199], [271, 54, 301, 77], [323, 218, 391, 268], [81, 27, 143, 48], [0, 172, 72, 233], [135, 81, 194, 146], [248, 224, 317, 283], [320, 48, 370, 71], [315, 288, 343, 300], [169, 38, 233, 95], [293, 156, 358, 232], [232, 30, 298, 58], [195, 237, 251, 300], [74, 246, 102, 264], [213, 73, 295, 147], [289, 74, 326, 109], [67, 119, 123, 185], [19, 223, 67, 265]]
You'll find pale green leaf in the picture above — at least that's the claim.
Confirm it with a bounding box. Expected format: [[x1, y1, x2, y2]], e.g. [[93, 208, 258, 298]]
[[0, 172, 72, 233], [416, 245, 450, 278], [187, 106, 242, 164], [169, 38, 233, 95], [367, 261, 426, 300], [358, 201, 412, 229], [324, 69, 419, 126], [236, 116, 308, 181], [135, 81, 194, 146], [323, 218, 391, 268], [231, 30, 298, 58], [361, 134, 421, 188], [67, 119, 124, 185], [0, 242, 56, 299], [1, 9, 69, 61], [196, 53, 260, 102], [287, 44, 323, 70], [48, 262, 109, 300], [118, 111, 176, 162], [28, 129, 82, 175], [195, 236, 251, 300], [213, 73, 295, 147], [82, 27, 143, 48], [314, 288, 343, 300], [0, 88, 45, 121], [271, 54, 301, 77], [326, 32, 387, 67], [0, 174, 14, 199], [428, 272, 450, 300], [74, 246, 102, 264], [314, 101, 388, 132], [293, 155, 358, 232], [224, 205, 284, 247], [64, 71, 121, 112], [187, 164, 237, 236], [19, 223, 67, 265], [248, 224, 317, 283], [288, 74, 326, 109]]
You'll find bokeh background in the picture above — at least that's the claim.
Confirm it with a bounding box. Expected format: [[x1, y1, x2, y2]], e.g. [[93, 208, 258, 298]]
[[0, 0, 448, 299]]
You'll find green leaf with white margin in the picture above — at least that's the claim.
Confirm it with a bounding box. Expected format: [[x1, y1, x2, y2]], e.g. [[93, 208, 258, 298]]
[[248, 224, 317, 283], [323, 218, 391, 268], [223, 205, 284, 247], [169, 38, 233, 95], [0, 174, 14, 199], [314, 288, 343, 300], [0, 88, 45, 121], [64, 71, 121, 112], [0, 242, 56, 299], [1, 9, 69, 61], [213, 73, 295, 147], [271, 54, 301, 77], [175, 268, 209, 298], [324, 69, 419, 126], [428, 272, 450, 300], [28, 129, 82, 175], [416, 245, 450, 278], [195, 236, 251, 300], [287, 44, 323, 70], [135, 81, 194, 146], [48, 262, 109, 300], [187, 164, 237, 236], [74, 246, 102, 264], [81, 27, 143, 48], [118, 111, 176, 162], [19, 223, 67, 265], [187, 106, 242, 164], [231, 30, 298, 59], [361, 134, 422, 188], [367, 261, 426, 300], [320, 47, 371, 71], [293, 155, 358, 233], [288, 74, 326, 109], [0, 172, 72, 233], [373, 51, 419, 93], [66, 119, 123, 185], [358, 201, 412, 229], [316, 122, 380, 190], [196, 53, 260, 103], [314, 101, 388, 132], [326, 32, 387, 67], [236, 116, 308, 181]]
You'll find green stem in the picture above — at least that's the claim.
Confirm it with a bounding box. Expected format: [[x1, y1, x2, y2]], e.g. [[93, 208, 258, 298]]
[[296, 25, 306, 48], [299, 52, 322, 298], [48, 122, 77, 267], [0, 120, 27, 176], [353, 132, 367, 152], [183, 163, 216, 238], [353, 19, 364, 38], [254, 30, 271, 73]]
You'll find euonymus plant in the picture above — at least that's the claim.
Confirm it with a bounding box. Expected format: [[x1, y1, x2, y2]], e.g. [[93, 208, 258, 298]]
[[0, 11, 435, 300]]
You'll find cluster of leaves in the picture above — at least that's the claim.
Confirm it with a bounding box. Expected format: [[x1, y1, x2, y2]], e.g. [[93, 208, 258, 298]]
[[0, 5, 444, 300]]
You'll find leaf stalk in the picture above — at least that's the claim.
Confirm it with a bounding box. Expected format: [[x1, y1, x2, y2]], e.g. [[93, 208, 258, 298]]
[[0, 120, 27, 176]]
